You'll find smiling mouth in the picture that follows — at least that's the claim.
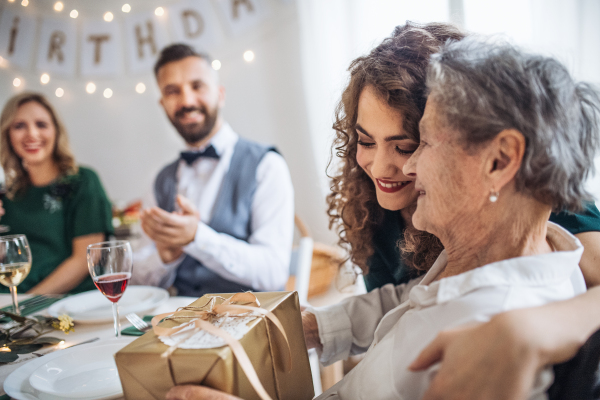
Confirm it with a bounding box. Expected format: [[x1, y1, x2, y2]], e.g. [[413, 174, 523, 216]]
[[376, 179, 413, 193]]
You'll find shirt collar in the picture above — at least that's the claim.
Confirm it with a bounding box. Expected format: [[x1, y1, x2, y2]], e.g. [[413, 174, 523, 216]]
[[409, 221, 584, 306], [184, 122, 237, 157]]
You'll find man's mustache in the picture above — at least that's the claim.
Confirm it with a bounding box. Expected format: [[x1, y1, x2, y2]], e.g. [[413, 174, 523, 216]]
[[175, 106, 206, 119]]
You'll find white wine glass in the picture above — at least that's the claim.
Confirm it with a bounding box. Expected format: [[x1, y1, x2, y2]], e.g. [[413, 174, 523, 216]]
[[87, 241, 133, 338], [0, 234, 32, 315]]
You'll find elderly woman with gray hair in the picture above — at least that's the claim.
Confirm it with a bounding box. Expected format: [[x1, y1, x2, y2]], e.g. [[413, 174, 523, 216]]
[[166, 38, 600, 400], [306, 37, 600, 399]]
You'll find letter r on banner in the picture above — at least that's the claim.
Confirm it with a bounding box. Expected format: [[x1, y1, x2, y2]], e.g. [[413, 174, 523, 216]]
[[36, 18, 77, 76]]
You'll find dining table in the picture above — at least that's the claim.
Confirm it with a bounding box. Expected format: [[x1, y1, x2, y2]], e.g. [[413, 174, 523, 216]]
[[0, 289, 197, 399]]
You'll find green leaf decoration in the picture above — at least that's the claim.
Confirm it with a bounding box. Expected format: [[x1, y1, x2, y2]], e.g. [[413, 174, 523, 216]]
[[0, 311, 27, 323], [32, 337, 63, 345], [0, 351, 18, 363], [9, 344, 44, 354]]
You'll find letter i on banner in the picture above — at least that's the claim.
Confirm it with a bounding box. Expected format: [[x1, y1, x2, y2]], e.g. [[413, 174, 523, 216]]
[[168, 0, 219, 51], [81, 20, 123, 76], [0, 9, 37, 68], [124, 11, 169, 74], [36, 18, 77, 76], [215, 0, 269, 37]]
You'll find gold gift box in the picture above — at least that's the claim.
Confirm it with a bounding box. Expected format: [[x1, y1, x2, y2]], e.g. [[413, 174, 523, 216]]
[[115, 291, 314, 400]]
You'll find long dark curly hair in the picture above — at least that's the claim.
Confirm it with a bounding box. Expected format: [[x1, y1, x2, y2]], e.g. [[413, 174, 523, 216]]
[[327, 21, 465, 274]]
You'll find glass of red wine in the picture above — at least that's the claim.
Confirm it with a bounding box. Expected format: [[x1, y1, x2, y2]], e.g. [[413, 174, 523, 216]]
[[87, 241, 133, 338]]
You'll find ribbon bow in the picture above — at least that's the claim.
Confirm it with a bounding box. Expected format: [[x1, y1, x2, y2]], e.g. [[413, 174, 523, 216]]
[[151, 292, 292, 400]]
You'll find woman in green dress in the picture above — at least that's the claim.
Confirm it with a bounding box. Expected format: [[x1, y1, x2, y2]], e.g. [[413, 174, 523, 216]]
[[0, 92, 113, 294]]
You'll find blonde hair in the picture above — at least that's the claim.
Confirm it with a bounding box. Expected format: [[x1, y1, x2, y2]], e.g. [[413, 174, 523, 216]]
[[0, 92, 77, 197]]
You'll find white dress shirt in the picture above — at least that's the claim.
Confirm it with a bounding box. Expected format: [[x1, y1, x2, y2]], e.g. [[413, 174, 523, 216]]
[[132, 123, 295, 291], [311, 222, 586, 400]]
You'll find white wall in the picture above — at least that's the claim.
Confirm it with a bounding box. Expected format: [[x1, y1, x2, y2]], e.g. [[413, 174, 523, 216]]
[[0, 0, 337, 244]]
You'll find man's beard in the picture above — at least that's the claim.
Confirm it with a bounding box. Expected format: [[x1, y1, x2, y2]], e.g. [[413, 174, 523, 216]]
[[169, 105, 219, 145]]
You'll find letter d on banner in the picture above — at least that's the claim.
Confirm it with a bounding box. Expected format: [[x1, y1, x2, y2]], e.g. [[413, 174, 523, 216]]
[[125, 11, 169, 73], [37, 18, 77, 76], [0, 9, 36, 68], [168, 0, 218, 50]]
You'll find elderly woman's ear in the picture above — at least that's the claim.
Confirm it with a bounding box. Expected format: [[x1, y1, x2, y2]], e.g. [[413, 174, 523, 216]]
[[485, 128, 526, 194]]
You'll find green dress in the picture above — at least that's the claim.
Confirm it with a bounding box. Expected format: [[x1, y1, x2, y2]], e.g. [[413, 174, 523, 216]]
[[364, 203, 600, 292], [0, 166, 113, 294]]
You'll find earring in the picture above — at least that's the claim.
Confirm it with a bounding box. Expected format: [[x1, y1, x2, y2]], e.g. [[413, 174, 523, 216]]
[[489, 189, 499, 203]]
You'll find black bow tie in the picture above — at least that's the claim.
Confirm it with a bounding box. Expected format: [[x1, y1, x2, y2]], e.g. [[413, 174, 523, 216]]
[[180, 145, 219, 165]]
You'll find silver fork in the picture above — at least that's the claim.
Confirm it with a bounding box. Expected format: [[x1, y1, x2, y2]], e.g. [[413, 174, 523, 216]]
[[125, 313, 151, 332]]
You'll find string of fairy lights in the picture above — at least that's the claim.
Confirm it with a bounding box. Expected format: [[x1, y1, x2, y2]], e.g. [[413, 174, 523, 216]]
[[3, 0, 257, 99]]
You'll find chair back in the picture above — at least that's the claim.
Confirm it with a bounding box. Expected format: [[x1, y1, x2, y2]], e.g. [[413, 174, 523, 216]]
[[548, 327, 600, 400]]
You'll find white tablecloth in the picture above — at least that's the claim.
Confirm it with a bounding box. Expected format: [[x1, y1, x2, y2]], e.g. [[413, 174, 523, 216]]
[[0, 291, 196, 397]]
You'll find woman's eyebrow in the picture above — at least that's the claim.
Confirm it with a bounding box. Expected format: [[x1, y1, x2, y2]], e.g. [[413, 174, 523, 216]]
[[355, 123, 410, 142]]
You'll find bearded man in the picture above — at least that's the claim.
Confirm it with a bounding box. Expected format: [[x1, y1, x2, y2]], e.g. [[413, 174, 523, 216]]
[[132, 44, 294, 296]]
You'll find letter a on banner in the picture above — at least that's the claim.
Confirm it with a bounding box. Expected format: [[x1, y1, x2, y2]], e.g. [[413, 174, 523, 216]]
[[81, 20, 123, 76], [0, 9, 36, 68], [168, 0, 219, 50], [124, 11, 169, 73], [215, 0, 269, 37], [36, 18, 77, 76]]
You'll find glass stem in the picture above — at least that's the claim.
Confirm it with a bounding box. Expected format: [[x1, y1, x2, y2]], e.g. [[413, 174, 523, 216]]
[[113, 302, 121, 338], [10, 286, 19, 315]]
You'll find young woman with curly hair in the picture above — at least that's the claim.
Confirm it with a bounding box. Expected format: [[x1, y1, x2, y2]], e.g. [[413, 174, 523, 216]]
[[327, 21, 600, 291]]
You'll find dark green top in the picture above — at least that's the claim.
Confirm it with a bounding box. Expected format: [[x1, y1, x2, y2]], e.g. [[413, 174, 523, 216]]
[[1, 166, 113, 294], [364, 203, 600, 292]]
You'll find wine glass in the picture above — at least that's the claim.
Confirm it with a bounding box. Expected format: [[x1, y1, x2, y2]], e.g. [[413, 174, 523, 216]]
[[87, 241, 133, 338], [0, 235, 32, 315]]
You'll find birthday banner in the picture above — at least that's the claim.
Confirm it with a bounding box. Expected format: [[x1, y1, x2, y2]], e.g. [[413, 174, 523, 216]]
[[0, 0, 271, 77]]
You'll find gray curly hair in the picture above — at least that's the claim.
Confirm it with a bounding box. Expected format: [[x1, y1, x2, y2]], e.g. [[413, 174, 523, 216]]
[[427, 37, 600, 212]]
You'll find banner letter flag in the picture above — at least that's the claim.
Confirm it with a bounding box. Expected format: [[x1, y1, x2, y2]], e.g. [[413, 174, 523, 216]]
[[124, 11, 169, 73], [0, 9, 37, 68], [168, 0, 219, 50], [36, 18, 77, 76], [81, 20, 123, 76], [215, 0, 268, 37]]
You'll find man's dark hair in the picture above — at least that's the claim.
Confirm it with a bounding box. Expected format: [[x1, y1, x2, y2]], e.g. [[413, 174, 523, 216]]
[[153, 43, 212, 76]]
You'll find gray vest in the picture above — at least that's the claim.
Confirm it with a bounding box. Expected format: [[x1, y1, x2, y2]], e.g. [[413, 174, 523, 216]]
[[154, 138, 276, 296]]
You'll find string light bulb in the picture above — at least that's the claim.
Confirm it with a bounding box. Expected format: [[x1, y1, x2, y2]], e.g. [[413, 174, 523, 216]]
[[104, 12, 114, 22], [70, 10, 78, 18], [103, 88, 113, 98], [86, 82, 96, 94], [55, 88, 64, 98], [122, 4, 131, 13], [40, 73, 50, 84], [13, 78, 21, 87], [135, 83, 146, 94], [211, 60, 222, 71], [243, 50, 255, 62], [155, 7, 164, 16], [8, 0, 15, 3], [0, 56, 8, 68], [21, 0, 28, 6], [54, 2, 63, 12]]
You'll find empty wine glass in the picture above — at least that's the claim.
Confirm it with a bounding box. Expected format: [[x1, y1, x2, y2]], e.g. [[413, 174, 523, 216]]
[[0, 235, 32, 315], [87, 241, 133, 337]]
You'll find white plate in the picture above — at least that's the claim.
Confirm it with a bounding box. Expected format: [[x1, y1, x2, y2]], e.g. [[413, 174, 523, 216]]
[[29, 341, 126, 399], [48, 286, 169, 324], [4, 337, 134, 400]]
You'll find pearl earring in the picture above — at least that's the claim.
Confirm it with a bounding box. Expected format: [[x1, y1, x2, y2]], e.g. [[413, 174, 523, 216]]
[[489, 190, 499, 203]]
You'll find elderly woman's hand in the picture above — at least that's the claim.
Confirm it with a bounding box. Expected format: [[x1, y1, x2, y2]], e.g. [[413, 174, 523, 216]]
[[409, 305, 588, 400], [302, 311, 322, 350], [166, 385, 242, 400]]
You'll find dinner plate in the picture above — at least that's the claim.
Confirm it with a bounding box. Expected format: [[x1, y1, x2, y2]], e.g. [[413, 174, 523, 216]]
[[48, 286, 169, 324], [4, 337, 134, 400]]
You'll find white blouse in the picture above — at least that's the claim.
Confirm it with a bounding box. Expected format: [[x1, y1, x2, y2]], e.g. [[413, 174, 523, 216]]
[[311, 222, 586, 400]]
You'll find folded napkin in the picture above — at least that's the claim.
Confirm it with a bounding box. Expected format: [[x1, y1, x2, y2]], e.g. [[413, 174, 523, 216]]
[[121, 315, 154, 336], [0, 295, 64, 324]]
